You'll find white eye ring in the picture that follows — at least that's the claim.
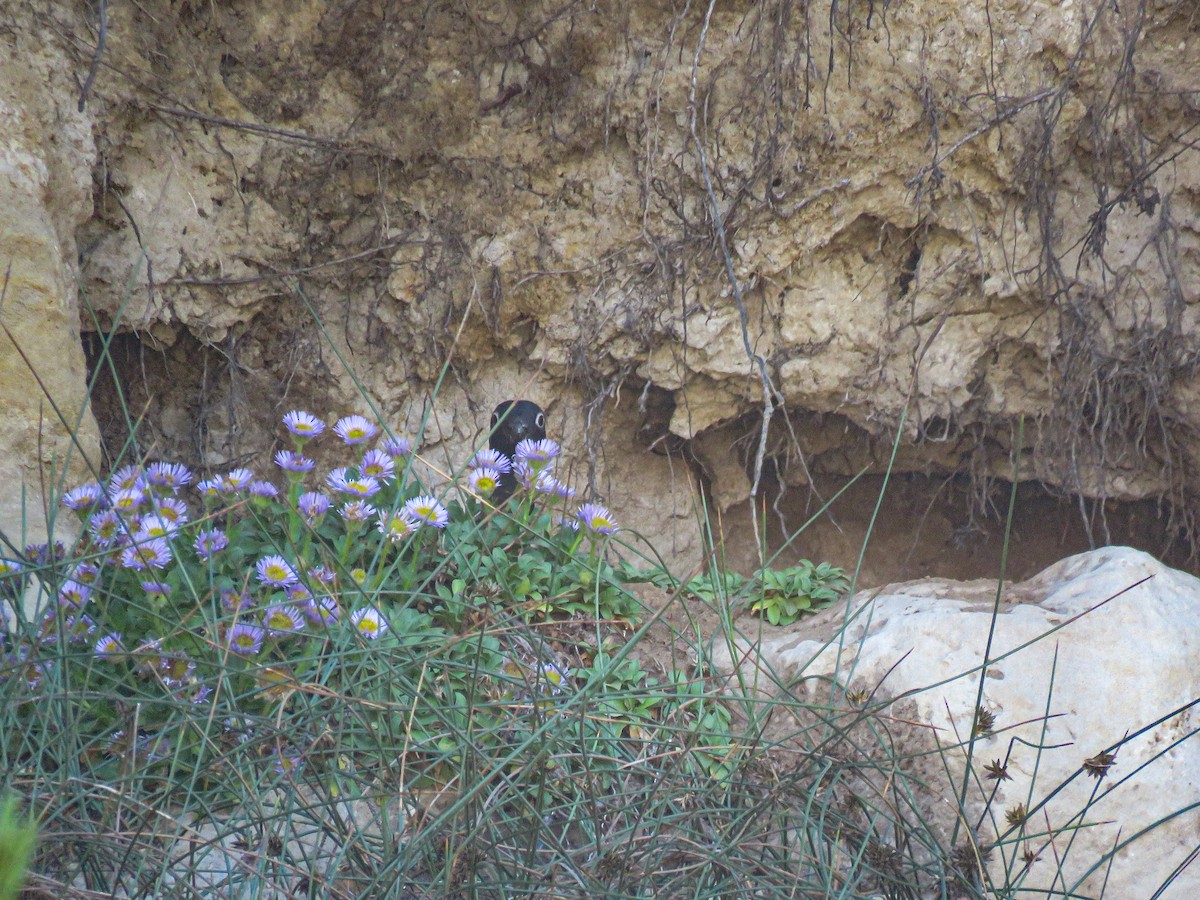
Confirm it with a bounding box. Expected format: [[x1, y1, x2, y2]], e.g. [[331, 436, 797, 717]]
[[535, 412, 545, 429]]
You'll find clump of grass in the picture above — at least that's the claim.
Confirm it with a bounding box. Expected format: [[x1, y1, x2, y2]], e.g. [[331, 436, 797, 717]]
[[0, 407, 748, 894], [3, 396, 1192, 897], [0, 796, 37, 900]]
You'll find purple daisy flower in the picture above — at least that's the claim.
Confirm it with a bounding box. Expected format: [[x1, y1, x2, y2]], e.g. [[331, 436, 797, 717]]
[[576, 503, 619, 536], [297, 491, 331, 523], [515, 438, 560, 471], [136, 514, 179, 540], [23, 541, 65, 566], [66, 613, 97, 643], [324, 468, 350, 492], [325, 468, 381, 499], [62, 483, 105, 512], [219, 468, 254, 493], [350, 606, 388, 639], [469, 467, 502, 496], [159, 653, 195, 688], [274, 450, 316, 473], [471, 448, 512, 473], [141, 581, 172, 601], [88, 509, 126, 547], [282, 410, 325, 439], [359, 449, 396, 480], [402, 495, 449, 529], [263, 604, 305, 636], [256, 555, 298, 587], [196, 477, 222, 498], [308, 565, 336, 586], [377, 510, 417, 543], [228, 623, 265, 656], [537, 660, 572, 694], [220, 588, 254, 613], [151, 497, 190, 525], [533, 472, 576, 500], [146, 462, 194, 492], [513, 460, 537, 490], [0, 560, 25, 603], [250, 480, 279, 500], [107, 465, 146, 495], [57, 580, 91, 608], [302, 596, 339, 626], [272, 748, 305, 776], [37, 610, 62, 644], [340, 500, 378, 523], [341, 475, 381, 498], [194, 528, 229, 559], [111, 487, 146, 512], [333, 415, 378, 446], [381, 435, 412, 459], [69, 562, 101, 584], [189, 684, 213, 705], [20, 657, 50, 688], [95, 632, 124, 659], [286, 583, 312, 603], [122, 538, 173, 570]]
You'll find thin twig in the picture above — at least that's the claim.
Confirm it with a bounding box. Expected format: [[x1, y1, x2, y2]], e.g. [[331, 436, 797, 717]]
[[146, 103, 342, 149], [688, 0, 780, 563], [906, 87, 1057, 187], [77, 0, 106, 112], [163, 240, 418, 286]]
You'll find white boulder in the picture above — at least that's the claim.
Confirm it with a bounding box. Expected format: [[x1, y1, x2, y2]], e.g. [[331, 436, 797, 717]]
[[714, 547, 1200, 897]]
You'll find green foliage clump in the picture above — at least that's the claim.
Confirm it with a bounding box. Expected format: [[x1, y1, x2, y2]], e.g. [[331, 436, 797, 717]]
[[650, 559, 849, 626], [0, 411, 638, 808], [0, 796, 36, 900], [747, 560, 850, 625], [583, 652, 737, 780]]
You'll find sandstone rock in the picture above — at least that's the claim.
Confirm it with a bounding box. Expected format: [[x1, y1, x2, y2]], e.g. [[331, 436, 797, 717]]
[[0, 8, 101, 554], [0, 1, 1197, 580], [714, 547, 1200, 896]]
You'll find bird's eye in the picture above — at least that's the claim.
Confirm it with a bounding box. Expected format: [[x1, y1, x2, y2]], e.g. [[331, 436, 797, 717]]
[[491, 413, 499, 428], [535, 412, 545, 429]]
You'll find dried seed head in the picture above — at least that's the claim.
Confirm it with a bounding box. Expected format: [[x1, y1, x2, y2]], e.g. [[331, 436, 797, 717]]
[[984, 758, 1012, 781], [972, 705, 998, 739], [1021, 845, 1041, 873], [1083, 748, 1118, 779]]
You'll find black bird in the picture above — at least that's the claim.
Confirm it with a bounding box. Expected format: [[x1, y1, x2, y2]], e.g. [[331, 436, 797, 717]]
[[488, 400, 546, 503]]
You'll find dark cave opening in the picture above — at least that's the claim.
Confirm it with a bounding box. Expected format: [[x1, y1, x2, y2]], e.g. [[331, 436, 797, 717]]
[[727, 466, 1194, 588]]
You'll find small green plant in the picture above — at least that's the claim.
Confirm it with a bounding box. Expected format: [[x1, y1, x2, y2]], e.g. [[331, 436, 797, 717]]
[[0, 796, 36, 900], [581, 652, 739, 779], [668, 559, 847, 626], [683, 568, 748, 601], [747, 560, 850, 626]]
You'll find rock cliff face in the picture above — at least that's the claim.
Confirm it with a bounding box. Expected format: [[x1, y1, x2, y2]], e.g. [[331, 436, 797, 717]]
[[0, 7, 101, 545], [1, 0, 1198, 576]]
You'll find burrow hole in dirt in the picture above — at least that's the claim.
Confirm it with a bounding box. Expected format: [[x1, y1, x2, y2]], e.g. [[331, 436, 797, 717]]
[[718, 467, 1192, 589]]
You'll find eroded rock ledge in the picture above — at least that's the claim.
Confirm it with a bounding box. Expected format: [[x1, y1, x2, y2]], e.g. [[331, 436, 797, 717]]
[[1, 1, 1198, 574]]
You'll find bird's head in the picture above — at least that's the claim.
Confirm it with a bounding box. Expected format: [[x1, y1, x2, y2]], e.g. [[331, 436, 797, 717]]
[[489, 400, 547, 458]]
